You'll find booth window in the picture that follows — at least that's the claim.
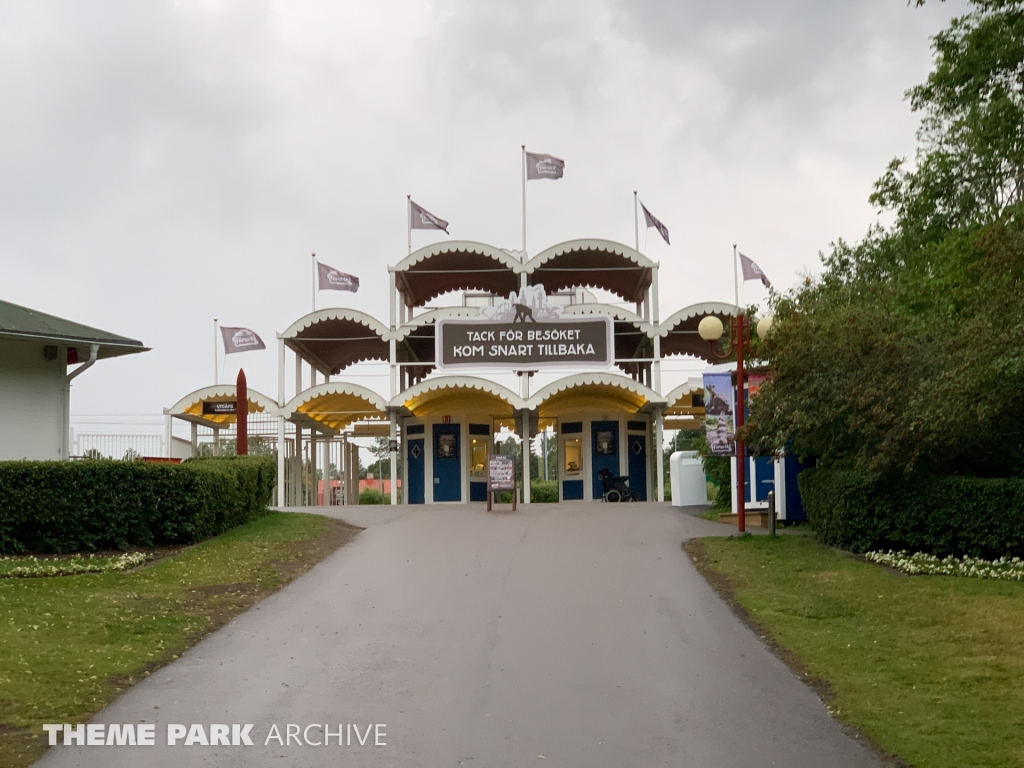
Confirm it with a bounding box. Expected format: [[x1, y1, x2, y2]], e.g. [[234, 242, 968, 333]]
[[595, 430, 616, 456], [470, 437, 487, 478], [436, 433, 458, 460], [564, 437, 582, 475]]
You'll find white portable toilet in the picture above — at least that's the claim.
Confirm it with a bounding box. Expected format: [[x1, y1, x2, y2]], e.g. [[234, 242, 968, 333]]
[[670, 451, 708, 507]]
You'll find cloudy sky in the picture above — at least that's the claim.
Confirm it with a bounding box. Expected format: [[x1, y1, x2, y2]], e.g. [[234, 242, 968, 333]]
[[0, 0, 965, 434]]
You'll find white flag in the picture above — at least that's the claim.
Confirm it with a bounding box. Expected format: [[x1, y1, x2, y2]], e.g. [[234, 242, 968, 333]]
[[525, 151, 565, 180], [640, 202, 670, 245], [220, 326, 266, 355], [739, 253, 771, 288], [410, 200, 449, 233]]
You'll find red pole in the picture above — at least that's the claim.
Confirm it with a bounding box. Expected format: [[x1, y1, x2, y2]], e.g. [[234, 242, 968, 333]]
[[735, 316, 746, 533], [236, 368, 248, 456]]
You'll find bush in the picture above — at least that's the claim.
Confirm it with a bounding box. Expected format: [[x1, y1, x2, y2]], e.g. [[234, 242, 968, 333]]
[[531, 480, 558, 503], [0, 456, 276, 554], [799, 468, 1024, 558], [359, 489, 387, 505]]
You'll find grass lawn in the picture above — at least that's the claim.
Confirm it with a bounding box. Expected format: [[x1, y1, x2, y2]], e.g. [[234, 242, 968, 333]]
[[0, 512, 359, 768], [689, 535, 1024, 768]]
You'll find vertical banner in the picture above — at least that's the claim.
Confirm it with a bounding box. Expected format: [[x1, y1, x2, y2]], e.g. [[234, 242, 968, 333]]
[[703, 372, 735, 456]]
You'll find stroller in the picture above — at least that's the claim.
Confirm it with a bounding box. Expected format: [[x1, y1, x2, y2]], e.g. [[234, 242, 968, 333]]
[[597, 468, 641, 502]]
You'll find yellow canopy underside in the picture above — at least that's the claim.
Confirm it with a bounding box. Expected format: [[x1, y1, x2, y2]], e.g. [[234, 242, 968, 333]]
[[537, 385, 648, 418], [297, 392, 386, 431], [403, 389, 516, 417], [183, 397, 265, 426]]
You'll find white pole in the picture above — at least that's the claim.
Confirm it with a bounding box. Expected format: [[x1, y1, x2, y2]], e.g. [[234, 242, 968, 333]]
[[656, 410, 665, 502], [407, 194, 412, 255], [213, 317, 218, 385], [312, 253, 317, 313], [277, 415, 286, 507], [521, 145, 527, 258], [390, 412, 398, 506], [633, 191, 639, 252], [733, 244, 739, 309]]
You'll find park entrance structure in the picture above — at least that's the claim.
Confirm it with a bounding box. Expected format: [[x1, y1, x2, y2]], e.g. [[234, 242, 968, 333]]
[[271, 238, 735, 506]]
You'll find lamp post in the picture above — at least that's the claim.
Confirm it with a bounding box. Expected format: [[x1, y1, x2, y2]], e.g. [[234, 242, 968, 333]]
[[698, 313, 772, 533]]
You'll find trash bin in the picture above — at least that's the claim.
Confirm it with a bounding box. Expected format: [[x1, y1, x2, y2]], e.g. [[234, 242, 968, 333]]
[[670, 451, 708, 507]]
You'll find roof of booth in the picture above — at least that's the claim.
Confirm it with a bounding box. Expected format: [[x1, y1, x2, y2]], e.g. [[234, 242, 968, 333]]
[[281, 382, 388, 432], [164, 385, 277, 428], [391, 238, 655, 307], [391, 376, 525, 416], [281, 308, 390, 376], [0, 298, 148, 360], [527, 372, 666, 416], [657, 302, 740, 362]]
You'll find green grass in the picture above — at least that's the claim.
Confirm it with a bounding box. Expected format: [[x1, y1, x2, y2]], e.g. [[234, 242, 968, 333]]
[[692, 535, 1024, 768], [0, 512, 358, 768], [697, 509, 722, 522]]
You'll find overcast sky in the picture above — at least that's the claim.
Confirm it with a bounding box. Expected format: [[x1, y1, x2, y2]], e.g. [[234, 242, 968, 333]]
[[0, 0, 966, 432]]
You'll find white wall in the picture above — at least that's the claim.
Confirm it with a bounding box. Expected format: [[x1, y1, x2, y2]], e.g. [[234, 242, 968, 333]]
[[0, 339, 66, 460]]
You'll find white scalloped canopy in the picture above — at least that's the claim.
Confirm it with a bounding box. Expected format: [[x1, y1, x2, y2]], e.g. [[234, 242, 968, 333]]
[[166, 385, 277, 427], [392, 375, 525, 416], [656, 302, 740, 363], [528, 372, 666, 416], [523, 239, 655, 304], [281, 381, 389, 432], [281, 308, 391, 376], [393, 241, 523, 307]]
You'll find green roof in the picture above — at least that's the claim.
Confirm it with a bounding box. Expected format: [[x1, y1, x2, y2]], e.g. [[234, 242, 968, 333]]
[[0, 299, 148, 359]]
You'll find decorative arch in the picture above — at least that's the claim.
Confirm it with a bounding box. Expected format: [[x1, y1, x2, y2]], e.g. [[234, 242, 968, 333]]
[[392, 241, 522, 307], [391, 376, 525, 417], [280, 381, 389, 432], [524, 239, 655, 303], [165, 385, 277, 428], [528, 372, 666, 417], [281, 308, 391, 376], [656, 302, 740, 362]]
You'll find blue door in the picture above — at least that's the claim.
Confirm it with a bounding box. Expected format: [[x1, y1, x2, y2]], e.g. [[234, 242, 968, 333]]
[[591, 421, 619, 499], [627, 434, 647, 501], [407, 439, 424, 505], [433, 423, 461, 502], [742, 456, 775, 504]]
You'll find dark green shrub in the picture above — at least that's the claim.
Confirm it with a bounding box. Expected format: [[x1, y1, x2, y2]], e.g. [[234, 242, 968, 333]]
[[359, 489, 387, 505], [0, 456, 275, 554], [799, 468, 1024, 558], [531, 480, 558, 503]]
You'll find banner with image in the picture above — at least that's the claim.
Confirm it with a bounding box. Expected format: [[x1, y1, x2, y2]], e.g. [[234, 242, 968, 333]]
[[702, 372, 735, 456]]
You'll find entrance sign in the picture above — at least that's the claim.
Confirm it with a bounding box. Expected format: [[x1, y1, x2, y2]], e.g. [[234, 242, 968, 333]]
[[703, 372, 735, 456], [436, 286, 613, 371], [203, 401, 237, 415], [486, 453, 517, 511]]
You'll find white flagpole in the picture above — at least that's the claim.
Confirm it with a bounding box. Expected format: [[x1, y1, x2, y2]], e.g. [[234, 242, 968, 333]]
[[521, 145, 527, 258], [311, 253, 317, 312], [633, 190, 639, 252], [733, 244, 739, 309], [407, 194, 412, 255], [213, 317, 219, 385]]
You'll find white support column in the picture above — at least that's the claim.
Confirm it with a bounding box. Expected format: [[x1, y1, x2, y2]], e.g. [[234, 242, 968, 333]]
[[276, 416, 286, 507], [295, 349, 302, 399], [389, 412, 398, 506], [190, 422, 198, 455], [522, 408, 531, 504], [295, 424, 303, 505], [653, 335, 662, 394], [340, 436, 347, 505], [310, 429, 318, 505], [213, 426, 221, 456], [278, 337, 286, 406], [322, 430, 331, 507], [656, 409, 665, 502], [389, 339, 397, 399], [651, 264, 661, 325], [164, 415, 173, 458]]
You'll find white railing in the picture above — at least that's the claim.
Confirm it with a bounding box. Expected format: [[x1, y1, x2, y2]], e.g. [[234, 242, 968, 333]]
[[72, 433, 165, 459]]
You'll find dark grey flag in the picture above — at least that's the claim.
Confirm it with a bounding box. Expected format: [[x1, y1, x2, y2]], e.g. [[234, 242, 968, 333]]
[[220, 326, 266, 355], [525, 151, 565, 180], [317, 261, 359, 292], [410, 200, 449, 233], [739, 253, 771, 288], [640, 202, 670, 245]]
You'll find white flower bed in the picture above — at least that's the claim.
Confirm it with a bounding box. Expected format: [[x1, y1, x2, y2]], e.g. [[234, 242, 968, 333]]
[[866, 550, 1024, 580], [0, 552, 151, 578]]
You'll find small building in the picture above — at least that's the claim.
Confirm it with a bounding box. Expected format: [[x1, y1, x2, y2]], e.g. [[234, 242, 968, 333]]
[[0, 299, 148, 460]]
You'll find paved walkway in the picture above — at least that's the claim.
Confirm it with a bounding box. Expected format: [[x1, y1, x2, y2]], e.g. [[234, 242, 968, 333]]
[[38, 503, 880, 767]]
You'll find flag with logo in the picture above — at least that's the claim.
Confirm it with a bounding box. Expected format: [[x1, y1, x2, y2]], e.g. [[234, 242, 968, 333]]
[[640, 202, 670, 245], [525, 152, 565, 180], [317, 261, 360, 293], [409, 200, 449, 233], [702, 372, 735, 456], [220, 326, 266, 355], [739, 253, 771, 288]]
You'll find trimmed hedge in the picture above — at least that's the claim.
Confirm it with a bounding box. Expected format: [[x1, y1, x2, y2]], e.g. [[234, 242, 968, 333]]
[[0, 456, 276, 554], [531, 480, 558, 503], [799, 468, 1024, 558]]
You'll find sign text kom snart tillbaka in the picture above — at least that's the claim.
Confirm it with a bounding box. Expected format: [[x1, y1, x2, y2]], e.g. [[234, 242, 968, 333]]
[[436, 317, 612, 370]]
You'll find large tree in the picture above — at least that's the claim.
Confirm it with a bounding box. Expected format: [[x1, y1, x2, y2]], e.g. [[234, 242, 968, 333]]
[[748, 0, 1024, 478]]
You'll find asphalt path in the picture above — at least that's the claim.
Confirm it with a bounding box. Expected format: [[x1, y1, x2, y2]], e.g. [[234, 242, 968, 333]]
[[38, 502, 882, 767]]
